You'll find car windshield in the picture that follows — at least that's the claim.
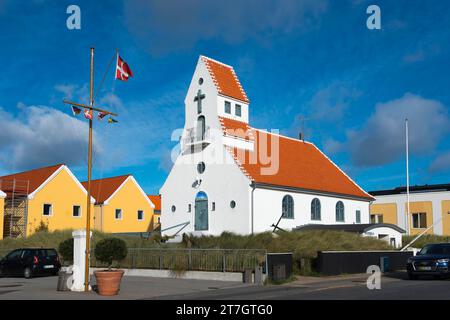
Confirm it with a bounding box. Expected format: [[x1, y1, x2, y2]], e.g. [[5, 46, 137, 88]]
[[419, 244, 450, 255]]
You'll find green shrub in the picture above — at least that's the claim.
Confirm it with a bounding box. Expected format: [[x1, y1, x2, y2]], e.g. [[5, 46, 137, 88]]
[[403, 235, 450, 249], [94, 238, 128, 269], [58, 238, 74, 263], [35, 221, 49, 233]]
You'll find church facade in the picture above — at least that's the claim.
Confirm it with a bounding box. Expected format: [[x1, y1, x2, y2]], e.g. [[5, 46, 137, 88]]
[[160, 56, 374, 241]]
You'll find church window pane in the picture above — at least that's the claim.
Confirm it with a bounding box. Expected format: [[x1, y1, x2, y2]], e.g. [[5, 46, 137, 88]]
[[311, 198, 321, 221], [282, 195, 294, 219], [336, 201, 345, 222]]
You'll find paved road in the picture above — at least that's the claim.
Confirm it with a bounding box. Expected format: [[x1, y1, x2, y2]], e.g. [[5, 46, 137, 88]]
[[1, 272, 449, 299], [0, 275, 245, 300], [158, 272, 450, 300]]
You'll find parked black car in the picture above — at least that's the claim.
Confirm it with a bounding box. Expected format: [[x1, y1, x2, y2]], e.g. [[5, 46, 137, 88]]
[[406, 243, 450, 280], [0, 248, 61, 278]]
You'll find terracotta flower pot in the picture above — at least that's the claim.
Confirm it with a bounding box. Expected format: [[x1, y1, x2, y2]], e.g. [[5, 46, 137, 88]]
[[94, 270, 124, 296]]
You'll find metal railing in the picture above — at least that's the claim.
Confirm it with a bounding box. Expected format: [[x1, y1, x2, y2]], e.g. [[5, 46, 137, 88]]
[[182, 126, 211, 146], [90, 248, 267, 273]]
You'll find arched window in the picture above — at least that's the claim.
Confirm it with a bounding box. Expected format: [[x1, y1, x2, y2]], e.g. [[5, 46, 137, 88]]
[[311, 198, 321, 221], [196, 116, 205, 141], [336, 201, 345, 222], [282, 195, 294, 219]]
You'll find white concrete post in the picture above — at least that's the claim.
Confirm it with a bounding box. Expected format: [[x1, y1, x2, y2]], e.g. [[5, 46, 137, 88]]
[[71, 229, 92, 292]]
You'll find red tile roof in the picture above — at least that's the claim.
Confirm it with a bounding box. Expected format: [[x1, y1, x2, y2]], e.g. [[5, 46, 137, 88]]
[[0, 164, 64, 196], [82, 175, 130, 205], [148, 195, 161, 212], [202, 56, 249, 103], [219, 117, 254, 141], [221, 121, 373, 200]]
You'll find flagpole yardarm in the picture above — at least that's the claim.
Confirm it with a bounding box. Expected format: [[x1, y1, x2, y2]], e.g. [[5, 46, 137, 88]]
[[63, 47, 122, 292]]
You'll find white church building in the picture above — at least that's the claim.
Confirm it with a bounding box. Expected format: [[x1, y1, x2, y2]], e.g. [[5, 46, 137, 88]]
[[160, 56, 374, 241]]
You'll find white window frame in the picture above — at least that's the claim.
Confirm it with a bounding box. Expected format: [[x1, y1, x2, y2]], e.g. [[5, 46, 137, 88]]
[[355, 210, 361, 224], [412, 212, 427, 229], [137, 210, 144, 221], [370, 214, 383, 224], [115, 209, 123, 220], [72, 205, 82, 218], [235, 104, 242, 117], [42, 203, 53, 217], [224, 101, 231, 114]]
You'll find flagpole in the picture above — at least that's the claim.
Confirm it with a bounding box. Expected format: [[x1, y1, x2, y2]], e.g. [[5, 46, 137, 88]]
[[405, 118, 410, 236], [84, 47, 94, 292], [63, 49, 120, 293]]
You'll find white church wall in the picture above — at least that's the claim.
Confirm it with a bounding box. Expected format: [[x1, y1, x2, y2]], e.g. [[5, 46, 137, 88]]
[[182, 57, 222, 142], [252, 188, 371, 233], [217, 95, 249, 123], [160, 142, 252, 239]]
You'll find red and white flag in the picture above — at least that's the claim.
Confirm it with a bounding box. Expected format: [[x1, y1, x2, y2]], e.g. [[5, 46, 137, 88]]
[[98, 111, 107, 120], [84, 109, 93, 120], [115, 55, 133, 81]]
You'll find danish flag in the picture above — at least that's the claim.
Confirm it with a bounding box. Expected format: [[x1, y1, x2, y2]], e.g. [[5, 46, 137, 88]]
[[115, 54, 133, 81], [84, 109, 93, 120]]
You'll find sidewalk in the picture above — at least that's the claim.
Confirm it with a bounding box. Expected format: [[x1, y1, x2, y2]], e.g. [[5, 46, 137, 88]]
[[0, 275, 247, 300]]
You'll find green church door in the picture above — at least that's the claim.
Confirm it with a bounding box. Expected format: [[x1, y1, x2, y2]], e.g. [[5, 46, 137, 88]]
[[195, 192, 208, 231]]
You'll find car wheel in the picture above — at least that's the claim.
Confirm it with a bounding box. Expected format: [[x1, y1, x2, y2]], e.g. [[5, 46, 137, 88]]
[[408, 273, 418, 280], [0, 267, 4, 278], [24, 267, 33, 279]]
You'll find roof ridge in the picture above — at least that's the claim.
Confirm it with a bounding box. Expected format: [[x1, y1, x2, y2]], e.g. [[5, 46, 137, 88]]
[[82, 174, 132, 184], [0, 163, 64, 178], [307, 143, 373, 200], [200, 55, 233, 68]]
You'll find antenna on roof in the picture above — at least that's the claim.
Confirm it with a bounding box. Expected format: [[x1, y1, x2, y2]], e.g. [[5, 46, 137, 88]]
[[298, 115, 308, 142]]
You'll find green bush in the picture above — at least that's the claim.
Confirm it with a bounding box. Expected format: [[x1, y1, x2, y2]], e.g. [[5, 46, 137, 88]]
[[94, 238, 128, 269], [403, 235, 450, 249], [35, 221, 49, 233], [58, 238, 74, 263]]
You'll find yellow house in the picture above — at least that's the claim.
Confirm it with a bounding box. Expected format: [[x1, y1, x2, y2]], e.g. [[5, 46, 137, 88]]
[[0, 164, 95, 238], [83, 175, 156, 233], [370, 184, 450, 236], [147, 195, 161, 229], [0, 190, 5, 240]]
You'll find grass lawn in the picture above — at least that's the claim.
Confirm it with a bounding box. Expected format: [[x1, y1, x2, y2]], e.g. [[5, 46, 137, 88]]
[[402, 234, 450, 249], [0, 229, 394, 275]]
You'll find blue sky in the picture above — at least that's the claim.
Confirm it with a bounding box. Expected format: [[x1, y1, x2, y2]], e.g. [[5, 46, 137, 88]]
[[0, 0, 449, 194]]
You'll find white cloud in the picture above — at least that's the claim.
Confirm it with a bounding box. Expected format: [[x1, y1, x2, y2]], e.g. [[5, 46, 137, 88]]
[[308, 82, 362, 121], [336, 93, 449, 167], [429, 152, 450, 173], [0, 103, 102, 172]]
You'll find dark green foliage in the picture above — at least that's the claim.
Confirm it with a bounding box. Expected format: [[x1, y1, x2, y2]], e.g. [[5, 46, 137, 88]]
[[94, 238, 128, 269], [403, 235, 450, 249], [58, 238, 74, 262], [35, 221, 49, 233]]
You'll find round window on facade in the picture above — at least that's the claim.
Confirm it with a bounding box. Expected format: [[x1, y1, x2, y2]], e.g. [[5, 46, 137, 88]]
[[171, 205, 176, 213], [230, 201, 236, 209], [198, 77, 204, 85], [197, 162, 206, 174]]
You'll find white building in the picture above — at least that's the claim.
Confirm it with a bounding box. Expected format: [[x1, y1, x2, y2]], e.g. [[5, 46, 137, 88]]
[[370, 184, 450, 236], [160, 56, 374, 241]]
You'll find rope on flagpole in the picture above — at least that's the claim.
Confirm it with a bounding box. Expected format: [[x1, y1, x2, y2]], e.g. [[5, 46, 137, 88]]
[[93, 49, 118, 105]]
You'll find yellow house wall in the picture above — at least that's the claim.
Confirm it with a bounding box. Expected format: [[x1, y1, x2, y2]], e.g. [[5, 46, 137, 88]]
[[442, 201, 450, 236], [369, 203, 398, 225], [0, 197, 4, 240], [407, 201, 433, 235], [98, 178, 154, 233], [26, 168, 94, 236]]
